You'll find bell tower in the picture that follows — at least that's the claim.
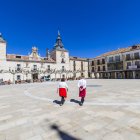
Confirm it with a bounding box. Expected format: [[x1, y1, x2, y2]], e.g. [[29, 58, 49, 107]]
[[0, 33, 6, 61], [50, 30, 69, 64]]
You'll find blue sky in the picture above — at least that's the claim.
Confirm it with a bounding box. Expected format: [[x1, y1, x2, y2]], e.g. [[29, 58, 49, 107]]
[[0, 0, 140, 58]]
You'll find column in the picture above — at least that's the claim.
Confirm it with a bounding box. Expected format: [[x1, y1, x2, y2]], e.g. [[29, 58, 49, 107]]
[[107, 73, 109, 79], [132, 71, 136, 79], [122, 71, 125, 79], [13, 74, 15, 84], [114, 72, 117, 79]]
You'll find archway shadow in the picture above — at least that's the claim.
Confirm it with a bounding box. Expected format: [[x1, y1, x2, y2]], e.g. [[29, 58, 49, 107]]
[[70, 99, 80, 104], [51, 124, 81, 140], [53, 100, 61, 105]]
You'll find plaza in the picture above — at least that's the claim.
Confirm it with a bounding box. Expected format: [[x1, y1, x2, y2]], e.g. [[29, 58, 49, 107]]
[[0, 79, 140, 140]]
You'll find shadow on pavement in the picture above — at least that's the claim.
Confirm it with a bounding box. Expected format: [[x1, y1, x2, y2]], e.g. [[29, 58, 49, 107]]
[[53, 100, 61, 105], [50, 124, 81, 140], [70, 99, 80, 104]]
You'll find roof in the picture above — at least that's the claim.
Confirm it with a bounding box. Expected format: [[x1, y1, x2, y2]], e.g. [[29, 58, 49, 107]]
[[0, 33, 6, 43], [53, 31, 67, 51], [92, 45, 140, 60], [70, 56, 89, 61], [6, 54, 56, 63]]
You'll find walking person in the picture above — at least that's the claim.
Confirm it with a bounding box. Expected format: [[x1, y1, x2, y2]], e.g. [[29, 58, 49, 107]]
[[57, 78, 68, 106], [78, 76, 87, 106]]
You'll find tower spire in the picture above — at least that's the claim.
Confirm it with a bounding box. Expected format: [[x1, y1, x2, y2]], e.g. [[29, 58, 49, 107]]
[[58, 30, 60, 36], [53, 30, 65, 50]]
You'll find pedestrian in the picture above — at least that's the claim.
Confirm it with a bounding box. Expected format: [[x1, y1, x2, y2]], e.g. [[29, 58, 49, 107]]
[[78, 75, 87, 106], [57, 78, 68, 106]]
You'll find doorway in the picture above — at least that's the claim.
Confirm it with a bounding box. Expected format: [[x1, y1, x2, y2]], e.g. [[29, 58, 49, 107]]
[[32, 73, 38, 81]]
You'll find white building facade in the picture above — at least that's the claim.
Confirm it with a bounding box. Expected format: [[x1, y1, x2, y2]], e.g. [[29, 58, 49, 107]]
[[91, 45, 140, 79], [0, 32, 90, 83]]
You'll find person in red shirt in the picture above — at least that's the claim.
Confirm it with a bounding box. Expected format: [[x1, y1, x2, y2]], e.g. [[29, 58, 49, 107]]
[[57, 78, 68, 106]]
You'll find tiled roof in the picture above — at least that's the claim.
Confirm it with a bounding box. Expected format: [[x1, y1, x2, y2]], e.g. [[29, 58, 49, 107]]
[[6, 54, 56, 63], [94, 45, 140, 59], [70, 56, 89, 61]]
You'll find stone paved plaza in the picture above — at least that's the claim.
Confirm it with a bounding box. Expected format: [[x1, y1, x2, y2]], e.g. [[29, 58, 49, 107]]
[[0, 79, 140, 140]]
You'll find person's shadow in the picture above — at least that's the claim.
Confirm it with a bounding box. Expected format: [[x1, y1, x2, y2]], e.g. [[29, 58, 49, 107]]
[[53, 100, 61, 105], [70, 99, 80, 105], [51, 124, 81, 140]]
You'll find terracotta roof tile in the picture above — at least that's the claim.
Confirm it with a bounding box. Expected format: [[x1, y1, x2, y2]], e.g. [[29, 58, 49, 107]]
[[70, 56, 88, 61], [6, 54, 55, 63], [97, 45, 140, 57]]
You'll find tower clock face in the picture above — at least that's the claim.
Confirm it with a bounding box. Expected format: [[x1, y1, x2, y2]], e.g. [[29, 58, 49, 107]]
[[61, 51, 65, 58]]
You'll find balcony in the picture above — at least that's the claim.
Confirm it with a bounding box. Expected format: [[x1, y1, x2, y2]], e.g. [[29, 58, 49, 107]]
[[127, 65, 140, 70], [108, 60, 122, 64], [125, 56, 132, 61], [126, 56, 140, 61], [108, 68, 123, 71], [102, 61, 105, 64], [134, 56, 140, 60], [108, 66, 123, 71]]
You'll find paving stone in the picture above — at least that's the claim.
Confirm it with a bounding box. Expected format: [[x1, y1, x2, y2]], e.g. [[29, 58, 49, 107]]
[[0, 79, 140, 139]]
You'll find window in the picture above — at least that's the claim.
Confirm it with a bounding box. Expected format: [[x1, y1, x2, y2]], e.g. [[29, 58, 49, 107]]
[[115, 56, 120, 62], [91, 61, 94, 66], [134, 52, 139, 59], [17, 64, 21, 71], [103, 66, 105, 71], [135, 61, 140, 68], [126, 54, 131, 60], [102, 59, 105, 64], [61, 58, 65, 63], [97, 60, 100, 65], [127, 62, 131, 69], [109, 57, 113, 62], [16, 56, 21, 59], [92, 67, 94, 72], [17, 75, 21, 80], [33, 65, 37, 70], [62, 66, 65, 71], [98, 66, 100, 71], [26, 62, 29, 67], [47, 65, 50, 71]]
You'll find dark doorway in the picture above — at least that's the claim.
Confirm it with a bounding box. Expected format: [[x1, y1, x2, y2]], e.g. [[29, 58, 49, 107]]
[[32, 73, 38, 80]]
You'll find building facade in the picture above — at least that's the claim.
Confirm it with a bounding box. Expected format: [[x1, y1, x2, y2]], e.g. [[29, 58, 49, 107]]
[[0, 32, 90, 83], [91, 45, 140, 79], [1, 31, 140, 82]]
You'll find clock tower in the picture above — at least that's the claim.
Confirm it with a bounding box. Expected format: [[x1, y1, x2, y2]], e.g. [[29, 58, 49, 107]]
[[50, 31, 69, 65]]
